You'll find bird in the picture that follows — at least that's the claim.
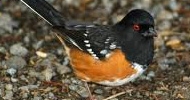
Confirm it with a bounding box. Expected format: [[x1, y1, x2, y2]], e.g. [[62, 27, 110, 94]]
[[21, 0, 157, 98]]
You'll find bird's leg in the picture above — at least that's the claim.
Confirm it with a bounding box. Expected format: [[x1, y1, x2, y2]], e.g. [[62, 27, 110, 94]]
[[84, 82, 96, 100]]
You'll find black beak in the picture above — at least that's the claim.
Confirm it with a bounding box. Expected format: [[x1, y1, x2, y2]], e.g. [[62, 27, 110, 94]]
[[143, 27, 157, 37]]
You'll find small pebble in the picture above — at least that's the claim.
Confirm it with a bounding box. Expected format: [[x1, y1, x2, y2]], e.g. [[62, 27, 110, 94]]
[[29, 69, 46, 81], [33, 40, 44, 50], [159, 30, 173, 37], [95, 95, 105, 100], [76, 86, 89, 98], [185, 43, 190, 50], [23, 36, 30, 44], [11, 77, 18, 83], [56, 48, 63, 55], [36, 51, 48, 58], [119, 0, 128, 7], [169, 0, 179, 11], [5, 84, 13, 91], [48, 92, 55, 99], [112, 14, 124, 24], [42, 67, 53, 81], [133, 0, 152, 9], [19, 85, 39, 91], [6, 56, 27, 69], [70, 78, 83, 85], [147, 71, 155, 78], [110, 98, 119, 100], [155, 36, 165, 48], [166, 38, 184, 50], [0, 89, 2, 96], [167, 58, 177, 64], [158, 58, 170, 70], [3, 90, 13, 100], [183, 76, 190, 82], [0, 13, 18, 34], [0, 61, 6, 69], [6, 68, 17, 76], [166, 52, 176, 58], [33, 96, 42, 100], [0, 46, 6, 54], [94, 88, 103, 94], [153, 90, 164, 95], [102, 0, 117, 13], [136, 92, 143, 98], [68, 84, 78, 91], [19, 75, 29, 83], [62, 57, 70, 66], [142, 71, 156, 81], [158, 20, 171, 30], [10, 44, 28, 57], [63, 0, 80, 7], [166, 38, 181, 47], [157, 10, 174, 20], [62, 79, 71, 84], [55, 62, 71, 75], [22, 93, 28, 99]]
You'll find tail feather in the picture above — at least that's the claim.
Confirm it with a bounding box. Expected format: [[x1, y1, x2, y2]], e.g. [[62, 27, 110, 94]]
[[21, 0, 84, 51], [21, 0, 65, 26]]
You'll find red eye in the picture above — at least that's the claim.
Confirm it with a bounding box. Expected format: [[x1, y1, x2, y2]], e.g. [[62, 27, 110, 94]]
[[133, 24, 140, 31]]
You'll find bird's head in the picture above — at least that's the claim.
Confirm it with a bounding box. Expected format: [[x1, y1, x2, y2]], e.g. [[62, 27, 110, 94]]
[[118, 9, 157, 38]]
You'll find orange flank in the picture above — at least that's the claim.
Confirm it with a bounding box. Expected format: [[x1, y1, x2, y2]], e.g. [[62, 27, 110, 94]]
[[69, 49, 137, 82]]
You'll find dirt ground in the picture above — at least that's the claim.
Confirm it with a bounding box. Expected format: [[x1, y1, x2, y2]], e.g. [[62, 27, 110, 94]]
[[0, 0, 190, 100]]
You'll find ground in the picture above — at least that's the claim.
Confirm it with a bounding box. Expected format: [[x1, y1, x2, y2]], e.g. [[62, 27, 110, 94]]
[[0, 0, 190, 100]]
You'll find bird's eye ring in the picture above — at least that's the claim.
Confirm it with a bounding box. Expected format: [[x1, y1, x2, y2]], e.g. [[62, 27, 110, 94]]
[[133, 24, 140, 31]]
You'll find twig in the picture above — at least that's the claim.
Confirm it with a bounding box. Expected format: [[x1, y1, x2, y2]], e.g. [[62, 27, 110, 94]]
[[103, 91, 126, 100]]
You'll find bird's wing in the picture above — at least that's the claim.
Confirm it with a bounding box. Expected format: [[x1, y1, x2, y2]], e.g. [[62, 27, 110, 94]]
[[54, 24, 119, 59]]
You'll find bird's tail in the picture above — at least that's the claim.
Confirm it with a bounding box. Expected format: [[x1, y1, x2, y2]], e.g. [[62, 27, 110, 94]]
[[21, 0, 65, 26]]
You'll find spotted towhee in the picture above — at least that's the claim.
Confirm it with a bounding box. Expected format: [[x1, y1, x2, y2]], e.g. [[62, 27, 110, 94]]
[[21, 0, 157, 86]]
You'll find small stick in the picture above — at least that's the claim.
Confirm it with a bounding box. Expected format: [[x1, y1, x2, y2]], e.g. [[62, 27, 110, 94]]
[[103, 91, 126, 100]]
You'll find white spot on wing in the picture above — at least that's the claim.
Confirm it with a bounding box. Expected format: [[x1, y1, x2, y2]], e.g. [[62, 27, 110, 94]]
[[109, 42, 117, 49], [84, 33, 88, 36], [92, 54, 97, 57], [106, 38, 110, 41], [105, 41, 109, 44], [85, 44, 91, 47], [84, 40, 89, 43], [94, 57, 99, 59], [91, 54, 99, 59], [87, 49, 92, 52], [105, 37, 111, 44], [86, 30, 89, 33], [86, 48, 99, 59], [100, 49, 108, 55], [97, 63, 145, 86], [87, 49, 94, 54], [105, 53, 111, 58], [74, 25, 82, 27], [86, 25, 95, 27], [109, 44, 116, 49]]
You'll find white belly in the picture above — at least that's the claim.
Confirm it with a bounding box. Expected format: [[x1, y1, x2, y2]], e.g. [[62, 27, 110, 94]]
[[97, 63, 146, 86]]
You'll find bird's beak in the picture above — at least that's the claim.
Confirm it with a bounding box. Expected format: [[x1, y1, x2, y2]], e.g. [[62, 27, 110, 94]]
[[143, 27, 157, 37]]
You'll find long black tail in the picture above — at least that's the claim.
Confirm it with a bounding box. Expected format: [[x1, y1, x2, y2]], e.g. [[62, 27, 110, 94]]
[[21, 0, 65, 26]]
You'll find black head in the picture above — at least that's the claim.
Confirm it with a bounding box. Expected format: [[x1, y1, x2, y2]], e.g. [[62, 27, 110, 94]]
[[118, 9, 157, 37], [114, 9, 156, 66]]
